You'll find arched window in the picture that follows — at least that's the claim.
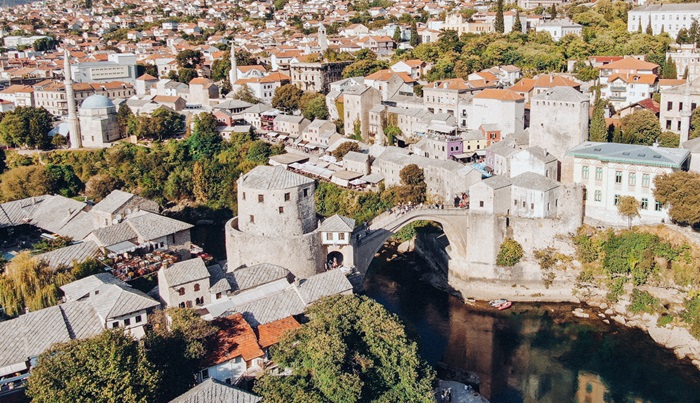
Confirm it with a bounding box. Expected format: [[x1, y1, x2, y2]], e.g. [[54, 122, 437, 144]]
[[178, 287, 185, 296], [194, 284, 200, 292]]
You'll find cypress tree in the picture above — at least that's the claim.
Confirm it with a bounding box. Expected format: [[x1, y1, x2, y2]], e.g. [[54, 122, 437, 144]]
[[684, 66, 689, 80], [495, 0, 505, 33], [393, 26, 402, 43], [512, 10, 523, 33], [637, 21, 642, 33], [549, 4, 557, 20], [410, 21, 419, 47], [663, 57, 678, 79], [590, 100, 607, 142], [646, 20, 653, 35]]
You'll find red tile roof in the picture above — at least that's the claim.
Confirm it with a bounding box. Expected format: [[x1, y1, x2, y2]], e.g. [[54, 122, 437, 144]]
[[474, 88, 524, 101], [256, 316, 300, 349], [204, 313, 264, 367]]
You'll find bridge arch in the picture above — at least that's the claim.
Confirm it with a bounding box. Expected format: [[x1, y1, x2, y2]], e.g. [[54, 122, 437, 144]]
[[353, 209, 470, 275]]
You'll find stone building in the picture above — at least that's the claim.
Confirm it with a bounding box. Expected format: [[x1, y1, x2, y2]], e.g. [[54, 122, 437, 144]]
[[90, 189, 159, 228], [568, 142, 691, 225], [659, 78, 699, 142], [78, 94, 121, 148], [273, 114, 310, 138], [158, 258, 211, 308], [319, 214, 355, 269], [225, 166, 323, 279], [666, 44, 700, 81], [290, 61, 352, 93], [34, 80, 134, 117], [529, 87, 589, 182], [469, 172, 562, 219], [467, 89, 525, 136], [188, 77, 220, 106], [343, 85, 382, 141]]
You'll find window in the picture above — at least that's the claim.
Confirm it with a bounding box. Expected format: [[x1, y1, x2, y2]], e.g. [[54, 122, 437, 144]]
[[339, 232, 345, 240], [667, 101, 673, 111], [641, 198, 649, 209], [655, 201, 663, 211], [666, 120, 672, 130], [680, 102, 684, 111], [112, 322, 119, 328], [135, 315, 142, 323], [284, 192, 290, 201], [216, 292, 222, 299], [303, 188, 309, 197], [615, 171, 623, 183], [614, 194, 620, 205], [582, 166, 589, 179], [258, 194, 264, 203], [186, 301, 193, 308], [249, 215, 255, 223], [522, 201, 526, 208], [530, 203, 534, 210], [642, 174, 650, 187], [628, 172, 636, 186], [279, 206, 284, 214], [194, 284, 200, 292], [326, 232, 333, 240], [479, 201, 484, 207], [124, 318, 131, 326], [201, 369, 209, 380], [514, 200, 518, 206], [178, 287, 185, 296], [595, 167, 603, 180], [242, 191, 246, 200]]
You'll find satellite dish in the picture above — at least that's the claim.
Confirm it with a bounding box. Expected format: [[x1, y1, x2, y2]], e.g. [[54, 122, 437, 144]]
[[115, 214, 122, 221], [112, 218, 120, 225], [125, 208, 131, 215]]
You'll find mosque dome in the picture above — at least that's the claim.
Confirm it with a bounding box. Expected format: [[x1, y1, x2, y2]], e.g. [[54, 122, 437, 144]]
[[80, 94, 115, 109]]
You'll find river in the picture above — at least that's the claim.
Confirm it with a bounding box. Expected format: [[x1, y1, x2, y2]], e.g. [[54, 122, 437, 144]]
[[363, 245, 700, 403]]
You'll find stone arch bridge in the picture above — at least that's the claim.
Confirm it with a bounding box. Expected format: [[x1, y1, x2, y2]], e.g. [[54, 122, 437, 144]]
[[353, 208, 504, 279]]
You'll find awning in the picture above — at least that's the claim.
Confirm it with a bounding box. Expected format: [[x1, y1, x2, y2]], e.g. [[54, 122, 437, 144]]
[[107, 241, 138, 254], [277, 134, 288, 140], [267, 132, 279, 137], [349, 179, 367, 185], [453, 153, 470, 159]]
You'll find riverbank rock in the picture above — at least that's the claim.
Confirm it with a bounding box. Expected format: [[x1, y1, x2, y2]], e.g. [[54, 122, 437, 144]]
[[397, 239, 414, 254], [435, 381, 489, 403], [612, 315, 626, 325], [572, 308, 590, 318], [604, 309, 614, 315]]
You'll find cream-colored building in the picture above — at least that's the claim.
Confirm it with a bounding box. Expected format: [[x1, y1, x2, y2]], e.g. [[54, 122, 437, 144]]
[[343, 85, 382, 141], [568, 142, 690, 225], [290, 61, 351, 93], [78, 94, 121, 148], [157, 258, 211, 308], [658, 78, 700, 142]]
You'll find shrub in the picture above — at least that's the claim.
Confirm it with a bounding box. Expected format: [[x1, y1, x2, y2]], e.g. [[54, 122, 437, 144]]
[[497, 238, 523, 267], [657, 314, 673, 327], [628, 288, 658, 314]]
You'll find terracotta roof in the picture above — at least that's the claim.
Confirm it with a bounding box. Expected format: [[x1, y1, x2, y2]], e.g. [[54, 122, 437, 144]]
[[256, 316, 300, 349], [429, 78, 494, 91], [136, 73, 157, 81], [238, 65, 265, 73], [601, 57, 659, 71], [204, 313, 264, 367], [510, 78, 535, 93], [659, 78, 686, 87], [474, 88, 524, 101], [260, 72, 291, 83], [153, 95, 182, 103], [189, 77, 213, 85], [532, 74, 580, 89], [365, 69, 415, 83], [636, 97, 660, 113], [474, 71, 498, 81], [608, 73, 657, 85], [404, 59, 425, 67]]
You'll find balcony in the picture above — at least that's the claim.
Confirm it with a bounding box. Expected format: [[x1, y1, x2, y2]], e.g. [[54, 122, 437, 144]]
[[609, 86, 627, 92], [609, 96, 627, 102]]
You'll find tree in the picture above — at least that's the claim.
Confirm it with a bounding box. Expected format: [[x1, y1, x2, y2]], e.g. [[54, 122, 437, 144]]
[[211, 51, 231, 82], [177, 67, 197, 84], [662, 57, 678, 79], [230, 84, 260, 104], [85, 173, 121, 201], [299, 92, 328, 120], [342, 59, 388, 79], [512, 10, 523, 33], [646, 20, 653, 35], [549, 4, 557, 19], [617, 195, 640, 228], [400, 163, 425, 186], [396, 164, 427, 204], [590, 100, 608, 142], [654, 172, 700, 227], [254, 295, 435, 403], [176, 49, 203, 69], [0, 107, 53, 149], [0, 146, 5, 173], [151, 108, 185, 140], [272, 84, 304, 113], [331, 141, 360, 160], [26, 330, 161, 403], [410, 21, 419, 47], [496, 238, 524, 267], [393, 26, 402, 43], [33, 37, 55, 52], [384, 125, 401, 145], [658, 131, 680, 148], [620, 109, 661, 145], [187, 112, 221, 160], [495, 0, 505, 33], [46, 164, 84, 197], [117, 104, 134, 137], [0, 252, 72, 316], [0, 165, 50, 202], [85, 0, 92, 8]]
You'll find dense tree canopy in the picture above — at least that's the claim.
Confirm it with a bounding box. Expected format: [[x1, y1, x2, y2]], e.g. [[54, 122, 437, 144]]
[[620, 110, 661, 145], [27, 330, 161, 403], [654, 172, 700, 227], [299, 92, 329, 120], [230, 84, 260, 104], [176, 49, 203, 69], [255, 295, 435, 403], [0, 107, 54, 149], [272, 84, 304, 113]]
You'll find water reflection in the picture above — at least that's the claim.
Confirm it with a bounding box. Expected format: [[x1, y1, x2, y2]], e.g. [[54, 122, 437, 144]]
[[364, 250, 700, 403]]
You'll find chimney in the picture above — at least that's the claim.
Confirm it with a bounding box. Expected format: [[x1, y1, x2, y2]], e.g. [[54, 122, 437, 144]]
[[549, 74, 553, 83]]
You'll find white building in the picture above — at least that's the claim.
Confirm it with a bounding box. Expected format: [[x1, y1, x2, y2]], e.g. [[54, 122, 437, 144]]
[[535, 19, 583, 41], [658, 78, 699, 141], [628, 3, 700, 38], [601, 72, 658, 109], [78, 94, 121, 148], [71, 53, 139, 84], [568, 142, 691, 225], [468, 172, 561, 219], [467, 89, 525, 136], [666, 44, 700, 81]]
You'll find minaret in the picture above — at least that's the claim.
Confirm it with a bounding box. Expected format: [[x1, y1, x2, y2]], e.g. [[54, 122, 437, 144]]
[[64, 49, 81, 149], [228, 44, 237, 85], [680, 79, 693, 145], [318, 24, 328, 52]]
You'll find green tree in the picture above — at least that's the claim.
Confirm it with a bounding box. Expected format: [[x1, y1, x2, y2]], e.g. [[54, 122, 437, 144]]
[[646, 20, 653, 35], [0, 251, 72, 316], [331, 141, 360, 160], [658, 131, 680, 148], [0, 146, 5, 173], [495, 0, 505, 33], [654, 172, 700, 227], [497, 238, 524, 267], [26, 330, 161, 403], [0, 165, 50, 201], [46, 164, 84, 197], [211, 51, 231, 82], [691, 108, 700, 139], [176, 49, 203, 69], [254, 295, 435, 403], [187, 112, 221, 160], [177, 67, 197, 84], [33, 37, 55, 52], [0, 107, 53, 149], [663, 57, 678, 79], [272, 84, 304, 113], [512, 10, 523, 33], [396, 164, 427, 204], [117, 104, 134, 137], [341, 59, 388, 78], [230, 84, 260, 104], [590, 100, 608, 142], [393, 26, 402, 43], [246, 140, 272, 164], [299, 92, 328, 120], [620, 109, 661, 145], [617, 195, 640, 228], [384, 125, 401, 145], [549, 4, 557, 19], [410, 21, 419, 47], [151, 107, 185, 140]]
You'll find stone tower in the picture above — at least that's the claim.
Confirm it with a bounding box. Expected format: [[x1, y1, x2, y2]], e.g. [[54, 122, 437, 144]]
[[228, 43, 237, 85], [529, 86, 590, 183], [318, 24, 328, 52], [225, 166, 323, 278], [63, 48, 81, 149]]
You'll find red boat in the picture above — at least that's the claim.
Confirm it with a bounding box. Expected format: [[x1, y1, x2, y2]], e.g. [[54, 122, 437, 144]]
[[489, 299, 512, 310]]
